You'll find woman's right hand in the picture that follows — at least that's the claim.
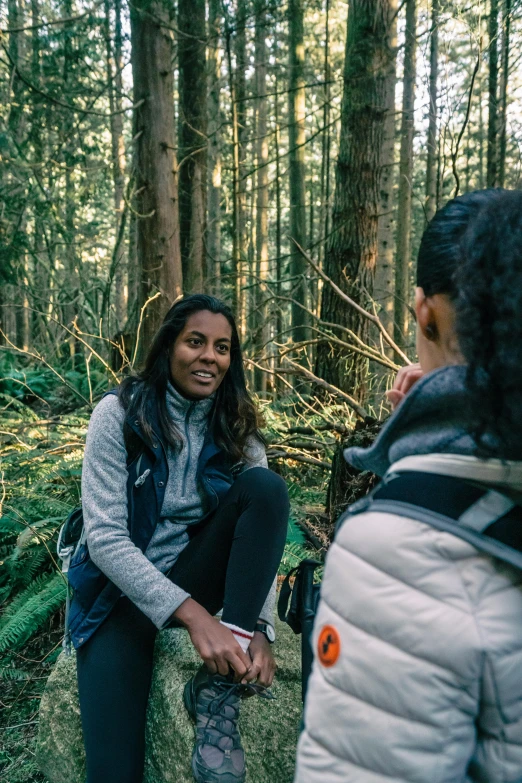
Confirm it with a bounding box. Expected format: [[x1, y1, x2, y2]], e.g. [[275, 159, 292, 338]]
[[172, 598, 251, 679], [385, 363, 423, 409]]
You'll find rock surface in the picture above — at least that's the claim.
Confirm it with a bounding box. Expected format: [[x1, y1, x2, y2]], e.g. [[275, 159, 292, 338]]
[[37, 619, 302, 783]]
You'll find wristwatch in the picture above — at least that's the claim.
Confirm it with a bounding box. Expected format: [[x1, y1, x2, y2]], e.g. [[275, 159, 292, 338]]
[[254, 621, 276, 644]]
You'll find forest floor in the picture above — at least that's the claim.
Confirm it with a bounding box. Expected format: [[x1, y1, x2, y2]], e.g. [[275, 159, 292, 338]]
[[0, 616, 62, 783]]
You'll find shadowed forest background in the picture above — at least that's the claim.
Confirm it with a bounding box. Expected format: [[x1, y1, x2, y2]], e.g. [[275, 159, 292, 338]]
[[0, 0, 521, 778]]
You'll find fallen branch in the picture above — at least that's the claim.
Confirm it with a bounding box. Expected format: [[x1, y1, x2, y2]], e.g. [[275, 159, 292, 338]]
[[266, 449, 331, 469]]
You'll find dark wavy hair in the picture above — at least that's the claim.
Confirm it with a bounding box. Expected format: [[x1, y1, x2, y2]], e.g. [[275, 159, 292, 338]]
[[417, 188, 522, 459], [118, 294, 263, 461]]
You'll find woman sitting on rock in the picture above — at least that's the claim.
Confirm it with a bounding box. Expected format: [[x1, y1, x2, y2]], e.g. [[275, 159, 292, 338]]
[[295, 189, 522, 782], [69, 294, 289, 783]]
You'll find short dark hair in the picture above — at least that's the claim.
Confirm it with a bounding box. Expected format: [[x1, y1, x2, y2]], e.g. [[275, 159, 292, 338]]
[[119, 294, 263, 461], [417, 189, 522, 459]]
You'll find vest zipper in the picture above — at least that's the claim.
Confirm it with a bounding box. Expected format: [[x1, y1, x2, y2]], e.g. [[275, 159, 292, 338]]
[[182, 402, 195, 497]]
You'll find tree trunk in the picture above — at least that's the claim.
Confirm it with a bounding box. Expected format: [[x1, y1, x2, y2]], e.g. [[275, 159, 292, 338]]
[[487, 0, 499, 187], [274, 72, 283, 343], [479, 70, 485, 188], [374, 0, 398, 351], [319, 0, 331, 273], [425, 0, 439, 221], [394, 0, 417, 352], [498, 0, 511, 187], [234, 0, 248, 338], [315, 0, 392, 398], [288, 0, 308, 343], [104, 0, 127, 330], [254, 0, 269, 393], [61, 0, 80, 364], [207, 0, 222, 294], [7, 0, 30, 350], [130, 0, 182, 360], [178, 0, 207, 293]]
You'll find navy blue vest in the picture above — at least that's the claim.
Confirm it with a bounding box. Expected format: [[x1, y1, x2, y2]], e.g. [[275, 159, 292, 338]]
[[67, 393, 237, 649]]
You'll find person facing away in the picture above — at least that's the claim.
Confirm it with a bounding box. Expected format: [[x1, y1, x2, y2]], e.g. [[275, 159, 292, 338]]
[[295, 189, 522, 783], [69, 294, 290, 783]]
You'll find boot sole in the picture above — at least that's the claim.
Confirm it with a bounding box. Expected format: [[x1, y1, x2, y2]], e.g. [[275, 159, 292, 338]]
[[191, 755, 245, 783]]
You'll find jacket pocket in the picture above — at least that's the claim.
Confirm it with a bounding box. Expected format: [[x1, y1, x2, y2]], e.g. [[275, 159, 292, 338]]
[[67, 547, 108, 611]]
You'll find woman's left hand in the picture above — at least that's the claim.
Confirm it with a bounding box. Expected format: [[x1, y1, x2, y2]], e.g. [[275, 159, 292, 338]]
[[241, 631, 276, 687]]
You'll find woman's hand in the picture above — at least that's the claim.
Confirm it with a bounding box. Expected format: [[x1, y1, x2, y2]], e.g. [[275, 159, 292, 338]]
[[385, 363, 423, 410], [172, 598, 251, 679], [241, 631, 276, 687]]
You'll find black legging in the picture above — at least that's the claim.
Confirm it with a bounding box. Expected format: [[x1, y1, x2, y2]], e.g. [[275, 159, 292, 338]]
[[76, 467, 289, 783]]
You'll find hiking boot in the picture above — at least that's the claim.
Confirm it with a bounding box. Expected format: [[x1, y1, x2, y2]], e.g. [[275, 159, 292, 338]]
[[183, 666, 274, 783]]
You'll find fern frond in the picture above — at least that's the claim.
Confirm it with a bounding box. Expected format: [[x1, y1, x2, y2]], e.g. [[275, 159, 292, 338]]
[[16, 517, 63, 549], [0, 572, 66, 654], [0, 571, 60, 625], [0, 665, 30, 681]]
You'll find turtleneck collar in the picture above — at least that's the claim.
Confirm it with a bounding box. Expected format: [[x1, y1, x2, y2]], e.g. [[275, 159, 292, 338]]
[[344, 365, 480, 478], [166, 380, 215, 423]]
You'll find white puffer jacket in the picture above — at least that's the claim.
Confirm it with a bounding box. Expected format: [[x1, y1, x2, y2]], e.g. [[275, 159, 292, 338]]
[[295, 452, 522, 783]]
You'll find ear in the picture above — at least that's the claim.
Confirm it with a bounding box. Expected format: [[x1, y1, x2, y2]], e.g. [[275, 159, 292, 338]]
[[415, 287, 438, 341]]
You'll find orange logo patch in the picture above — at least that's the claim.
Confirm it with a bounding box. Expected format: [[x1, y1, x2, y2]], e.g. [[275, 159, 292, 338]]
[[317, 625, 341, 667]]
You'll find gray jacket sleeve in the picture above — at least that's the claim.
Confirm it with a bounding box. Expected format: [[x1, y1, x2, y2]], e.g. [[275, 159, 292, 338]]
[[81, 395, 190, 629]]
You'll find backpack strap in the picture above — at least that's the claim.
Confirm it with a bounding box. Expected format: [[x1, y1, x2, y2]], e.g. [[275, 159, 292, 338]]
[[341, 471, 522, 572]]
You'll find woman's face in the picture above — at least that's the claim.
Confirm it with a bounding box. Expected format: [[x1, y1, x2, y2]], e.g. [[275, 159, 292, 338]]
[[169, 310, 233, 399]]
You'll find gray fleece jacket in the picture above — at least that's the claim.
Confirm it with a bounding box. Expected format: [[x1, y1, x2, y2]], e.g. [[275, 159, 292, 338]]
[[81, 384, 271, 630]]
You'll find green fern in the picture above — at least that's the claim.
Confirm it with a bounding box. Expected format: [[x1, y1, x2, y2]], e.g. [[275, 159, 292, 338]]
[[0, 665, 30, 681], [0, 572, 66, 655], [0, 572, 60, 626]]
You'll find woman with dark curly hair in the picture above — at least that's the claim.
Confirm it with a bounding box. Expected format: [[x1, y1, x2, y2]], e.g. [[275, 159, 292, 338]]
[[67, 295, 289, 783], [296, 189, 522, 782]]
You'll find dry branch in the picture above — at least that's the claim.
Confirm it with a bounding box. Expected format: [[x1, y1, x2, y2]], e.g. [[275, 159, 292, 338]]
[[291, 239, 411, 365]]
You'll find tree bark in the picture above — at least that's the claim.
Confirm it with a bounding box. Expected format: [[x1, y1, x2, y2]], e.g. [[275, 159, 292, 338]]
[[498, 0, 511, 187], [394, 0, 417, 352], [425, 0, 439, 221], [104, 0, 127, 330], [178, 0, 207, 292], [374, 0, 398, 350], [315, 0, 392, 398], [130, 0, 182, 360], [7, 0, 30, 350], [30, 0, 48, 347], [254, 0, 269, 393], [288, 0, 308, 343], [234, 0, 248, 337], [487, 0, 499, 187], [207, 0, 222, 294]]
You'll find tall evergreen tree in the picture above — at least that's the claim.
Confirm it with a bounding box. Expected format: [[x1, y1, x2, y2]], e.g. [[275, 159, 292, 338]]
[[316, 0, 394, 396]]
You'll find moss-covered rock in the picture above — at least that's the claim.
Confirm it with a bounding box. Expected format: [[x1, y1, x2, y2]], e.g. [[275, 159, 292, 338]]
[[37, 619, 302, 783]]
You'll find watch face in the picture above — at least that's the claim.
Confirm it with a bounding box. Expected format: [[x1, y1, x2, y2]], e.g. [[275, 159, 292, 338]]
[[265, 624, 276, 643]]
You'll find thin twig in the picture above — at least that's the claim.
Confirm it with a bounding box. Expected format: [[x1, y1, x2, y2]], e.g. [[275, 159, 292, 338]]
[[291, 239, 411, 365], [280, 358, 369, 420], [131, 292, 163, 366]]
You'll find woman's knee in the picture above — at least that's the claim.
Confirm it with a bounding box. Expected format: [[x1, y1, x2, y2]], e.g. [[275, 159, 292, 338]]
[[235, 467, 289, 514]]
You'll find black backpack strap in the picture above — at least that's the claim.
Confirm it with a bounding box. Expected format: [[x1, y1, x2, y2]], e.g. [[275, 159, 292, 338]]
[[342, 471, 522, 571]]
